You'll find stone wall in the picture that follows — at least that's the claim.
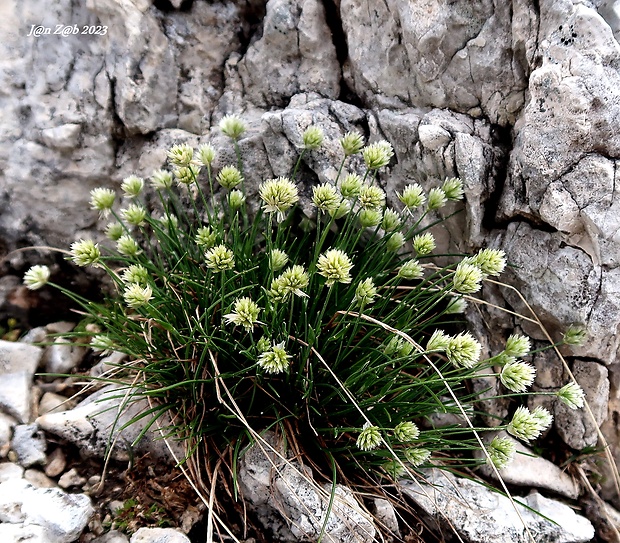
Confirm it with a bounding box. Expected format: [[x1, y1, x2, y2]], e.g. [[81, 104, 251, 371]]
[[1, 0, 619, 501]]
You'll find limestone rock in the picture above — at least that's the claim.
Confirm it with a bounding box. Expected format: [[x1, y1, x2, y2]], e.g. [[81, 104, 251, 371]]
[[129, 527, 190, 543], [43, 338, 86, 374], [0, 341, 42, 423], [0, 523, 55, 543], [401, 468, 594, 543], [11, 424, 47, 468], [93, 531, 130, 543]]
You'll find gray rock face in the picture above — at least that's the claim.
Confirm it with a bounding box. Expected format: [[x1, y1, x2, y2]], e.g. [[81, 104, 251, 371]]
[[401, 468, 595, 543], [11, 424, 47, 468], [0, 341, 43, 423], [129, 527, 190, 543]]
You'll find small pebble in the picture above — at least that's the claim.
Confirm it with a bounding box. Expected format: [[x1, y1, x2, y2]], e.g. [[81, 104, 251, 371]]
[[45, 447, 67, 477], [58, 467, 87, 488]]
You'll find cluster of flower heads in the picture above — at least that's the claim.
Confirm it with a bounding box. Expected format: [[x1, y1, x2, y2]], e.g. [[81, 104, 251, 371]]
[[22, 115, 588, 475]]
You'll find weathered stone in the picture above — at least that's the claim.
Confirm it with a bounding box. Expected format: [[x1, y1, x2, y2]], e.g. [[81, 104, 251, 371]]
[[129, 527, 191, 543], [11, 423, 46, 468], [43, 338, 86, 375], [93, 530, 130, 543], [401, 468, 594, 543], [58, 467, 87, 489], [0, 523, 54, 543], [44, 447, 67, 478], [0, 462, 24, 483], [24, 468, 56, 489]]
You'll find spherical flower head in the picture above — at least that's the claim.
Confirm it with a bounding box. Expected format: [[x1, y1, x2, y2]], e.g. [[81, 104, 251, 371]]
[[158, 213, 178, 231], [358, 185, 386, 210], [445, 297, 468, 315], [167, 144, 194, 167], [339, 173, 363, 199], [446, 332, 481, 368], [328, 199, 351, 220], [259, 177, 299, 222], [205, 244, 235, 272], [470, 248, 506, 277], [122, 264, 150, 286], [359, 208, 382, 228], [355, 277, 377, 306], [441, 177, 465, 201], [105, 222, 124, 241], [123, 283, 153, 308], [453, 261, 483, 294], [398, 259, 423, 280], [224, 296, 261, 331], [256, 336, 271, 353], [217, 165, 243, 190], [174, 164, 201, 185], [90, 188, 116, 217], [150, 169, 173, 190], [394, 421, 420, 442], [257, 342, 291, 374], [563, 325, 587, 346], [269, 249, 289, 272], [405, 447, 431, 467], [90, 334, 116, 354], [398, 183, 426, 209], [507, 406, 552, 442], [487, 435, 516, 470], [382, 460, 405, 479], [121, 203, 147, 227], [356, 422, 382, 451], [340, 131, 365, 156], [268, 276, 289, 303], [412, 232, 436, 256], [426, 330, 450, 352], [219, 114, 246, 140], [362, 140, 394, 170], [195, 226, 217, 249], [557, 382, 585, 409], [228, 190, 246, 210], [23, 265, 50, 290], [121, 175, 144, 198], [500, 361, 536, 392], [116, 235, 142, 257], [386, 232, 405, 253], [312, 183, 341, 214], [70, 240, 101, 267], [504, 334, 531, 358], [427, 187, 447, 210], [317, 249, 353, 286], [302, 126, 324, 150], [382, 208, 401, 232], [279, 265, 310, 298], [196, 144, 216, 167]]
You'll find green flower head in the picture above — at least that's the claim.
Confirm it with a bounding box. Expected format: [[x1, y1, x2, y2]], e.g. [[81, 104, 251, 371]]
[[398, 260, 423, 280], [441, 177, 465, 201], [70, 239, 101, 267], [219, 114, 246, 140], [500, 361, 536, 392], [504, 334, 531, 358], [386, 232, 405, 253], [340, 131, 365, 156], [317, 249, 353, 286], [563, 325, 587, 346], [487, 435, 516, 470], [259, 177, 299, 222], [507, 406, 552, 442], [312, 183, 341, 214], [426, 330, 450, 352], [358, 185, 386, 210], [269, 249, 289, 272], [90, 187, 116, 217], [90, 334, 116, 354], [302, 126, 324, 150], [123, 283, 153, 308], [116, 235, 142, 257], [446, 332, 481, 368], [23, 265, 50, 290], [381, 208, 401, 232], [257, 342, 291, 374], [355, 277, 377, 307], [105, 222, 124, 241], [405, 447, 431, 467], [427, 187, 447, 210], [195, 226, 217, 249], [328, 199, 351, 220], [120, 203, 147, 227], [224, 297, 261, 331], [150, 169, 174, 190], [278, 265, 310, 298], [412, 232, 436, 256], [339, 173, 363, 199], [174, 164, 201, 185], [398, 183, 426, 209], [394, 421, 420, 442], [228, 190, 246, 210], [205, 244, 235, 272], [469, 248, 506, 277], [121, 175, 144, 198], [196, 144, 216, 167], [557, 382, 585, 410], [362, 140, 394, 170], [217, 165, 243, 190], [356, 422, 382, 451], [167, 143, 194, 167], [445, 297, 468, 315], [359, 209, 382, 228], [122, 264, 150, 286], [453, 261, 483, 294]]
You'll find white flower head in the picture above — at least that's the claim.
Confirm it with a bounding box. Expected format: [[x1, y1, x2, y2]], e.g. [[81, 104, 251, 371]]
[[453, 261, 483, 294], [123, 283, 153, 308], [257, 342, 291, 374], [302, 126, 324, 150], [446, 332, 481, 368], [219, 114, 246, 140], [205, 244, 235, 272], [224, 297, 261, 331], [116, 235, 142, 257], [70, 240, 101, 267], [121, 175, 144, 198], [340, 131, 365, 156], [398, 183, 426, 209], [362, 140, 393, 170], [356, 422, 382, 451], [217, 165, 243, 190], [317, 249, 353, 286], [150, 169, 173, 190], [500, 361, 536, 392], [355, 277, 377, 307], [259, 177, 299, 222], [487, 435, 516, 470], [167, 144, 194, 167], [557, 382, 585, 410], [23, 265, 50, 290], [90, 188, 116, 217]]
